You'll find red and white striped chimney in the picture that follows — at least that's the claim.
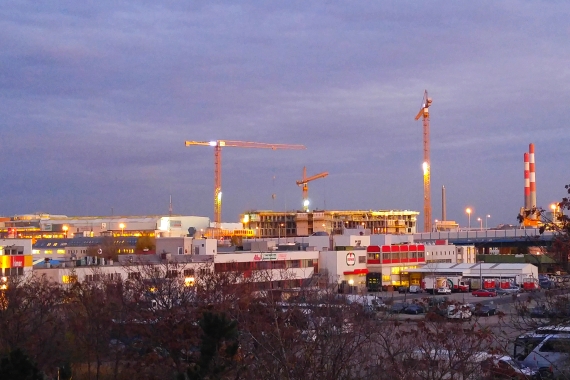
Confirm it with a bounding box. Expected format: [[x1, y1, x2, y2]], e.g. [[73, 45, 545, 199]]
[[529, 143, 536, 208], [524, 152, 530, 209]]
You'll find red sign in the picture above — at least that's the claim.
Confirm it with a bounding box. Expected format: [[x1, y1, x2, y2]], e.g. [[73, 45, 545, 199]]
[[253, 254, 262, 261], [11, 256, 24, 268], [346, 252, 356, 266]]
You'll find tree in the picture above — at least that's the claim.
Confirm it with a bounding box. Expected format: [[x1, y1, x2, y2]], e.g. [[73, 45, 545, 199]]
[[184, 311, 240, 380], [0, 348, 45, 380]]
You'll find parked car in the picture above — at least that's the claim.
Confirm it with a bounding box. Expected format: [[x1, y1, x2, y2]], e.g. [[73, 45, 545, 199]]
[[496, 286, 521, 296], [446, 304, 472, 320], [472, 303, 497, 316], [529, 305, 549, 318], [403, 304, 425, 315], [437, 287, 452, 295], [484, 355, 541, 379], [398, 286, 410, 294], [472, 289, 497, 297], [409, 285, 422, 293], [389, 303, 408, 314]]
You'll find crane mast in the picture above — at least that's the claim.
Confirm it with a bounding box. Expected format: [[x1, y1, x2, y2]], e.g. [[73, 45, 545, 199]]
[[415, 90, 433, 233], [185, 140, 306, 230], [296, 166, 328, 212]]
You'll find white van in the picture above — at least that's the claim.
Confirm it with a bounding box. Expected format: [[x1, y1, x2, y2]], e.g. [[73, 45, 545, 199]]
[[514, 331, 570, 377]]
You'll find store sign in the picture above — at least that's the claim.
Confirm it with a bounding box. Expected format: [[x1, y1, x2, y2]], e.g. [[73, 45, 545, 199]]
[[170, 220, 182, 228], [11, 256, 24, 268], [262, 253, 277, 261], [346, 252, 356, 266]]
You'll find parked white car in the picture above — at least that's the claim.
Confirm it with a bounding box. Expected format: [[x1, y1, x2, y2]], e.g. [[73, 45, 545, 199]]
[[437, 287, 452, 295]]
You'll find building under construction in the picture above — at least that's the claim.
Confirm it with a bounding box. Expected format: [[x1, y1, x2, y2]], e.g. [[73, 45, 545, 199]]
[[240, 209, 420, 238]]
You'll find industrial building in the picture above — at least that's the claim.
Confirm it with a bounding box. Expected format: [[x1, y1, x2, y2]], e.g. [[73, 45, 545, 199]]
[[240, 209, 420, 238], [0, 213, 210, 240]]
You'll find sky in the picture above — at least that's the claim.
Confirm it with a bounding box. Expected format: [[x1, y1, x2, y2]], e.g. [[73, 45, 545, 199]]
[[1, 1, 569, 230]]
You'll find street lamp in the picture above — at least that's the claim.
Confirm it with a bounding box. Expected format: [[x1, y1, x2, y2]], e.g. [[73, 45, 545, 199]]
[[485, 214, 491, 229], [434, 219, 439, 232], [465, 208, 472, 229], [477, 217, 482, 231], [62, 225, 68, 239], [119, 223, 125, 236], [479, 261, 484, 290]]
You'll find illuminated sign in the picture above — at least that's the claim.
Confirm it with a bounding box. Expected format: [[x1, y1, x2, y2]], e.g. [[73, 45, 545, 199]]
[[262, 253, 277, 261], [346, 252, 356, 266]]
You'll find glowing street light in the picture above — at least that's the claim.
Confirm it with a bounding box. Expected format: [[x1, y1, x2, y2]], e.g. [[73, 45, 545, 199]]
[[62, 225, 69, 238], [119, 223, 125, 236], [477, 217, 482, 231], [485, 214, 491, 229], [465, 208, 472, 229]]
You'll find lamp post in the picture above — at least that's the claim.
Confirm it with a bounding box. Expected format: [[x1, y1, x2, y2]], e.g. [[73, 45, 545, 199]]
[[434, 219, 438, 232], [119, 223, 125, 236], [479, 260, 484, 290], [62, 225, 68, 239], [477, 217, 482, 231], [485, 214, 491, 229], [466, 208, 472, 229]]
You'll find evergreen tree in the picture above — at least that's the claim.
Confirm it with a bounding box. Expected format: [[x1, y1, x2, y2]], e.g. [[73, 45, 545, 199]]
[[0, 348, 45, 380]]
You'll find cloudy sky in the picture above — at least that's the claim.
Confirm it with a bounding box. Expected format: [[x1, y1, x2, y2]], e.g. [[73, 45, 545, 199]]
[[1, 1, 569, 229]]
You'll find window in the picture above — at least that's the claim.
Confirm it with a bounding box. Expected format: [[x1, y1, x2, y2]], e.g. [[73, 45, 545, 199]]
[[166, 270, 179, 278], [45, 250, 53, 254], [290, 260, 300, 268], [128, 272, 141, 280], [307, 260, 313, 267], [358, 256, 366, 264], [539, 338, 570, 352], [178, 247, 183, 255], [184, 269, 195, 277]]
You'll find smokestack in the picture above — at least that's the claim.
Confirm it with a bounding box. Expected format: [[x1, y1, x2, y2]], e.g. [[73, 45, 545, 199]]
[[529, 143, 536, 208], [442, 185, 446, 221], [524, 153, 530, 209]]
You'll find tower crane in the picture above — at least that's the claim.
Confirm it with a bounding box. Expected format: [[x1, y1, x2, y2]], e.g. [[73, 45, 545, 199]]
[[296, 166, 328, 212], [415, 90, 433, 233], [184, 140, 306, 229]]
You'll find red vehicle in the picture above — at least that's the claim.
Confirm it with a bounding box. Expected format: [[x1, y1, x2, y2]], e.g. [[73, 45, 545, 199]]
[[471, 289, 497, 297]]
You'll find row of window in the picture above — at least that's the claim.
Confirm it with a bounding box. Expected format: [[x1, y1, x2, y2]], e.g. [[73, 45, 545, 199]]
[[368, 252, 426, 260], [2, 248, 25, 255], [125, 268, 211, 280], [1, 268, 24, 276], [214, 259, 315, 272], [84, 273, 122, 282], [426, 259, 453, 264]]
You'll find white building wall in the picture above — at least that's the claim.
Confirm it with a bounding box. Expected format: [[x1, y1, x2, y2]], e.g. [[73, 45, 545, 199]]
[[334, 235, 370, 248], [0, 239, 32, 254], [424, 245, 458, 264], [317, 250, 368, 289], [192, 239, 218, 255], [156, 237, 194, 255]]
